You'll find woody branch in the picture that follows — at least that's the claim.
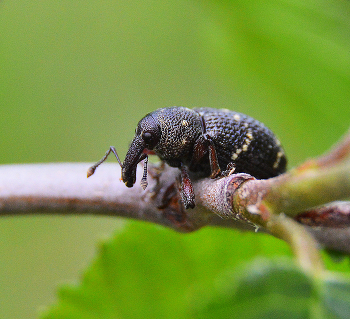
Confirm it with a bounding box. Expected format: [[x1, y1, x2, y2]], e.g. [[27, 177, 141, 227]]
[[0, 129, 350, 270]]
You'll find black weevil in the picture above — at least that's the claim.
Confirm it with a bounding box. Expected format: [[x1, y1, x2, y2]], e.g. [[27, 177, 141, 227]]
[[87, 107, 287, 209]]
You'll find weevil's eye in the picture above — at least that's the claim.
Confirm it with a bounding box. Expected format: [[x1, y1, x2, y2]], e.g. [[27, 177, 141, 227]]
[[142, 131, 152, 142], [137, 114, 161, 149], [142, 130, 160, 149]]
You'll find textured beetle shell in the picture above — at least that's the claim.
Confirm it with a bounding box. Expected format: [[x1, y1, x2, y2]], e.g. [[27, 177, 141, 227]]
[[151, 107, 203, 167], [192, 107, 287, 179], [124, 106, 286, 183]]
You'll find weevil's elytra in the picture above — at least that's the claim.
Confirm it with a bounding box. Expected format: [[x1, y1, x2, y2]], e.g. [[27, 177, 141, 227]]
[[88, 106, 287, 209], [192, 107, 287, 180]]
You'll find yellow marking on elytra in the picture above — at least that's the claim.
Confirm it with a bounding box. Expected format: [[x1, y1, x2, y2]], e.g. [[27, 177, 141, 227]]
[[242, 129, 254, 152], [231, 148, 242, 160], [234, 114, 241, 121], [182, 120, 188, 126], [273, 151, 284, 169], [231, 129, 254, 160]]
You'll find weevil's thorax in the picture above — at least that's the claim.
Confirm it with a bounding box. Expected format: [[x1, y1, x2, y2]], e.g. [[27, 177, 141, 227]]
[[150, 107, 202, 167]]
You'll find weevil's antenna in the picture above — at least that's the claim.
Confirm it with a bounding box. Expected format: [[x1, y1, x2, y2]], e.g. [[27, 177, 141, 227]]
[[140, 155, 149, 190], [87, 146, 122, 177]]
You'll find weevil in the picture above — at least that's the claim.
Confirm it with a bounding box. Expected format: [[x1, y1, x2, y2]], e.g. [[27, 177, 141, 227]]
[[87, 107, 287, 209]]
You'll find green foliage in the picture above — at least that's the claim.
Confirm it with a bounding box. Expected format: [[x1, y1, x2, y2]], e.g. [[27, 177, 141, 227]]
[[323, 276, 350, 319], [42, 223, 350, 319], [195, 260, 350, 319], [195, 261, 314, 319]]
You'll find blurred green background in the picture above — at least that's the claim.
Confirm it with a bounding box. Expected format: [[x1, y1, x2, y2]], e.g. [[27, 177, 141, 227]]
[[1, 0, 350, 318]]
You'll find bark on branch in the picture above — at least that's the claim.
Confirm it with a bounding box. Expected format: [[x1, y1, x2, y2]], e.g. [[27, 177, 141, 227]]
[[1, 129, 350, 274]]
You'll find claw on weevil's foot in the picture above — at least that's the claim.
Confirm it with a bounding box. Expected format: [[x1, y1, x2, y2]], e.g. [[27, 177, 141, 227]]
[[87, 167, 96, 178]]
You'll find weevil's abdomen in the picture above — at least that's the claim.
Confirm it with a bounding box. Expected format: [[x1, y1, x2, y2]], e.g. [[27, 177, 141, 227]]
[[193, 107, 287, 179]]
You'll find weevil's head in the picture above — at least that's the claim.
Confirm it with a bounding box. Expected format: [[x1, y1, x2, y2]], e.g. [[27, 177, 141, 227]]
[[122, 113, 161, 187], [122, 107, 202, 187]]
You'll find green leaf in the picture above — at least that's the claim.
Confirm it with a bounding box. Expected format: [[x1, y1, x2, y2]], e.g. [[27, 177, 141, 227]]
[[41, 223, 194, 319], [40, 222, 291, 319], [43, 239, 350, 319], [193, 259, 312, 319], [193, 258, 350, 319], [323, 275, 350, 319]]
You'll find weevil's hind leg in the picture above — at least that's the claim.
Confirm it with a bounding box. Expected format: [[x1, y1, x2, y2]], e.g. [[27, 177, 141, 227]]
[[140, 155, 149, 190], [179, 164, 195, 209], [207, 140, 221, 178], [87, 146, 123, 177]]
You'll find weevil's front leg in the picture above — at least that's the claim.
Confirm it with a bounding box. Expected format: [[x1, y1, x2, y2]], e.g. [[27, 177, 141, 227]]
[[179, 164, 195, 209], [140, 155, 149, 190]]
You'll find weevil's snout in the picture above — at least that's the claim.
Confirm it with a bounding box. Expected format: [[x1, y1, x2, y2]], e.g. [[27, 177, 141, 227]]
[[122, 165, 137, 187], [122, 135, 145, 187]]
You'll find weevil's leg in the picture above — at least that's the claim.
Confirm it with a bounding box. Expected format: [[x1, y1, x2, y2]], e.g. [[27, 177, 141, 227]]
[[179, 164, 195, 209], [140, 154, 148, 190], [223, 162, 236, 176], [207, 139, 221, 178], [87, 146, 123, 177], [191, 136, 221, 179], [190, 114, 221, 178]]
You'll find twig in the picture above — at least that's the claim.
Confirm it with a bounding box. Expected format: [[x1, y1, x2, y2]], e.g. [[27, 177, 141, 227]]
[[1, 129, 350, 272], [0, 163, 256, 232]]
